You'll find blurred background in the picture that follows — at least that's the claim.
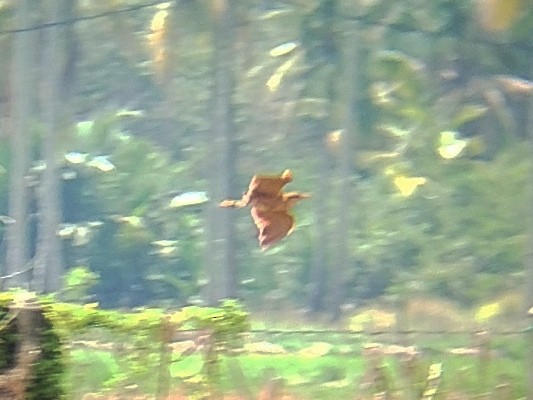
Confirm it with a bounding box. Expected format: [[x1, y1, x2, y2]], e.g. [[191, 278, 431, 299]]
[[0, 0, 532, 398]]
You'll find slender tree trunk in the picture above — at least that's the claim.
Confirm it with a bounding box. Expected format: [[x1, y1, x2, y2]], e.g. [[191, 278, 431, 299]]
[[526, 59, 533, 400], [34, 0, 65, 293], [4, 0, 33, 289], [330, 25, 358, 320], [308, 120, 330, 313], [301, 0, 339, 317], [204, 0, 238, 304], [33, 0, 66, 292]]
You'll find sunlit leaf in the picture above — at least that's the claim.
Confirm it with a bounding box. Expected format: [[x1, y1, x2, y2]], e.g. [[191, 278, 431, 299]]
[[393, 175, 427, 197], [73, 226, 91, 246], [246, 65, 263, 78], [169, 191, 208, 208], [156, 1, 172, 10], [325, 129, 343, 152], [0, 215, 16, 225], [475, 302, 501, 322], [150, 9, 168, 33], [87, 156, 115, 172], [119, 216, 144, 228], [152, 240, 178, 247], [76, 121, 94, 136], [157, 246, 177, 256], [116, 109, 145, 118], [437, 131, 467, 159], [147, 8, 169, 80], [31, 161, 46, 172], [269, 41, 299, 57], [65, 152, 88, 164], [266, 54, 299, 92], [61, 171, 78, 180], [427, 363, 442, 380], [259, 8, 293, 20], [58, 224, 76, 239]]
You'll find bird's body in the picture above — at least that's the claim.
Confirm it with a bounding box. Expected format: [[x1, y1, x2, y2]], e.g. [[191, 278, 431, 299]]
[[220, 169, 309, 250]]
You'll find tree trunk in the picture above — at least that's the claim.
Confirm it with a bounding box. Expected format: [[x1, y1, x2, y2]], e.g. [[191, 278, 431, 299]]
[[33, 0, 66, 293], [526, 59, 533, 400], [4, 0, 33, 289], [204, 0, 238, 304], [308, 120, 330, 314], [301, 0, 339, 316], [330, 25, 359, 320]]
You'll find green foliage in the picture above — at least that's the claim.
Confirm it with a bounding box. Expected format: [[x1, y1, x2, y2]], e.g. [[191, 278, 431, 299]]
[[67, 349, 119, 394], [186, 299, 250, 349], [0, 299, 17, 370], [39, 294, 250, 396], [0, 0, 531, 323], [0, 293, 65, 400], [25, 317, 65, 400], [57, 111, 206, 307], [61, 266, 100, 303]]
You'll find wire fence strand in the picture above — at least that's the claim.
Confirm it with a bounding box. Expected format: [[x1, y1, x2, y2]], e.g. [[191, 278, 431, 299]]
[[0, 0, 531, 55], [0, 0, 170, 36]]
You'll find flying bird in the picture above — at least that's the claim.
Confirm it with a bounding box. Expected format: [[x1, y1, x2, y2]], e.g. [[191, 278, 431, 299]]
[[220, 169, 310, 250]]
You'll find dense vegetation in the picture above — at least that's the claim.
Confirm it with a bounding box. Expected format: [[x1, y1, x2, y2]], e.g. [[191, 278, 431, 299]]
[[0, 0, 531, 319]]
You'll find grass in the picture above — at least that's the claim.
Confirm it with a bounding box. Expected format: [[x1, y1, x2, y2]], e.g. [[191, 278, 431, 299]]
[[65, 330, 528, 399], [63, 302, 530, 400]]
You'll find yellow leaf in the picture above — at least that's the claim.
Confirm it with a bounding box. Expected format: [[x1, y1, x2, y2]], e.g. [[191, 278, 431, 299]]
[[394, 175, 427, 197], [475, 302, 501, 322], [437, 131, 467, 159], [266, 55, 299, 92], [147, 9, 170, 80], [150, 9, 169, 32], [427, 363, 442, 380], [477, 0, 523, 32]]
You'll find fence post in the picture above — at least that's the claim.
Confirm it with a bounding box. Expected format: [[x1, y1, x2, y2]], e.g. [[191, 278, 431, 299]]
[[156, 316, 173, 400]]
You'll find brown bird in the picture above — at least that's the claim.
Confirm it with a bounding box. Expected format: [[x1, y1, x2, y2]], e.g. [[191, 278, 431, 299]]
[[220, 169, 310, 250]]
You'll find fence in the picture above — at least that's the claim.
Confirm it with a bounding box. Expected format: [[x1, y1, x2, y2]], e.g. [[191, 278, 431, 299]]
[[66, 326, 531, 400]]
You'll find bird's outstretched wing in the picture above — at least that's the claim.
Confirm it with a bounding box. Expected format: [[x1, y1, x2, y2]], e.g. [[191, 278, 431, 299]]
[[219, 169, 307, 249], [247, 169, 293, 198], [251, 207, 295, 250]]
